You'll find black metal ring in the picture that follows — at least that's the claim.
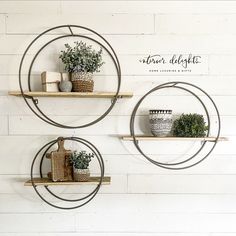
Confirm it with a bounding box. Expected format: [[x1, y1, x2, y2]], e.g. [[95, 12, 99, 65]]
[[39, 137, 104, 202], [30, 136, 104, 210], [28, 34, 120, 128], [31, 137, 104, 209], [130, 81, 221, 170], [131, 85, 210, 166], [19, 25, 121, 129]]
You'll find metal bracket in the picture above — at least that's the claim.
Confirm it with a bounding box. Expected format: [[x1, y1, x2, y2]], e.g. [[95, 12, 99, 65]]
[[24, 94, 33, 99], [23, 94, 39, 105], [207, 140, 217, 143], [111, 95, 123, 104], [32, 98, 39, 105]]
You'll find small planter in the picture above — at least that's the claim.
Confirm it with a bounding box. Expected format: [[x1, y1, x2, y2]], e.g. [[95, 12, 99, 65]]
[[149, 110, 173, 137], [73, 168, 90, 182], [71, 72, 94, 92]]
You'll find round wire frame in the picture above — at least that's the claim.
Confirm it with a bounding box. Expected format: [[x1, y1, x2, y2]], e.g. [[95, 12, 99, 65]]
[[19, 25, 121, 129], [130, 81, 221, 170], [30, 137, 104, 210]]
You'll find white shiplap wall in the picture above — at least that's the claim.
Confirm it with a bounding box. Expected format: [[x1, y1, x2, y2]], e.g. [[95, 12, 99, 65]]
[[0, 1, 236, 235]]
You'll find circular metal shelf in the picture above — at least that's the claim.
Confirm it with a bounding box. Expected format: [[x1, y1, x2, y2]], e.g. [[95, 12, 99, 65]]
[[130, 81, 221, 170], [30, 136, 104, 210], [19, 25, 121, 129]]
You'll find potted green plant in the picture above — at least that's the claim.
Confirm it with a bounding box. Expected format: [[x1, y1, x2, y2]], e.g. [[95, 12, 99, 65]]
[[59, 41, 104, 92], [69, 150, 94, 182], [172, 113, 208, 137]]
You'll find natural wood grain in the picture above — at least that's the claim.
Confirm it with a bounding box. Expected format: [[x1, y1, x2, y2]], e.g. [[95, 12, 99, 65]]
[[48, 138, 73, 182], [121, 136, 228, 141], [24, 176, 111, 186], [8, 91, 133, 98]]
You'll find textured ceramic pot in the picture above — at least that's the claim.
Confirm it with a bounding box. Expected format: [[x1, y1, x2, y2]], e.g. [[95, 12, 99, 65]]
[[59, 80, 72, 92], [73, 168, 90, 182], [149, 110, 173, 137]]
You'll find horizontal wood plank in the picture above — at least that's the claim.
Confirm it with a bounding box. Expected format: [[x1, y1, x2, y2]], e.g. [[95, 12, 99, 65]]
[[3, 35, 236, 56], [8, 115, 231, 137], [61, 1, 236, 14], [0, 2, 60, 14], [0, 15, 5, 34], [4, 95, 236, 117], [128, 174, 236, 194], [24, 177, 111, 186], [3, 193, 236, 215], [77, 212, 236, 233], [156, 14, 236, 35], [0, 174, 126, 194], [6, 14, 154, 35], [8, 91, 133, 98], [0, 213, 75, 232], [122, 136, 228, 142]]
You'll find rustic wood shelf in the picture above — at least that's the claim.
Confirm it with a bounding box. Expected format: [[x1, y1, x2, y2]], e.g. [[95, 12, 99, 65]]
[[121, 136, 228, 142], [24, 176, 111, 186], [9, 91, 133, 98]]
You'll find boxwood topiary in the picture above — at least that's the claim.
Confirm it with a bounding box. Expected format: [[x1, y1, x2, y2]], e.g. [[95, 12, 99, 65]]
[[172, 113, 208, 137]]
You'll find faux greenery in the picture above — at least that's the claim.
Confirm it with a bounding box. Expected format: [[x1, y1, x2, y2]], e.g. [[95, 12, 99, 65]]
[[59, 41, 104, 73], [69, 151, 94, 169], [172, 113, 208, 137]]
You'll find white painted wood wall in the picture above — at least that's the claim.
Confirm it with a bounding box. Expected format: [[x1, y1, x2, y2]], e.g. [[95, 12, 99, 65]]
[[0, 1, 236, 235]]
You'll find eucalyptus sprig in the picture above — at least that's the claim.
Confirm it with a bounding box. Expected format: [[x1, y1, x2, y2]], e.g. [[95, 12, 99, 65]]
[[69, 150, 94, 169], [59, 41, 104, 73]]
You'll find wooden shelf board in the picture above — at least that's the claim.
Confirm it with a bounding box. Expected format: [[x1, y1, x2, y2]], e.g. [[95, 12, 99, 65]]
[[8, 91, 133, 98], [122, 136, 228, 141], [24, 177, 111, 186]]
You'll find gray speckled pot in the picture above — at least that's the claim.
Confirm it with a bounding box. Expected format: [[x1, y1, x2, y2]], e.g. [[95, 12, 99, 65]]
[[59, 80, 72, 92]]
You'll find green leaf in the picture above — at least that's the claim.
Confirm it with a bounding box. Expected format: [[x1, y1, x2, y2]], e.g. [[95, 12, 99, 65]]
[[172, 113, 208, 137]]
